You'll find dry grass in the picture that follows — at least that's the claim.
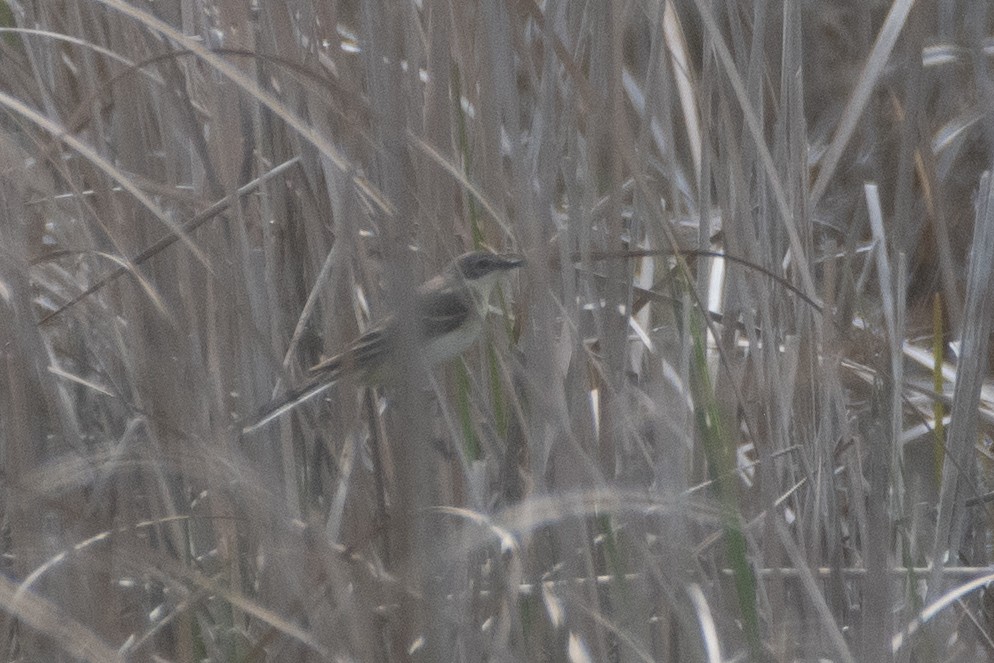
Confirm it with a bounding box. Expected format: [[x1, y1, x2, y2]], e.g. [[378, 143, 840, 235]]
[[1, 0, 993, 661]]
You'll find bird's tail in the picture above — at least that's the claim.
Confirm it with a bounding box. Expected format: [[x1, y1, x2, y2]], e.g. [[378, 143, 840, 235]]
[[241, 375, 339, 434], [242, 325, 387, 434]]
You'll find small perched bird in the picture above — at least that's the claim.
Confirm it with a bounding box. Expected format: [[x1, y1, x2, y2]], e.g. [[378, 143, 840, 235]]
[[243, 250, 524, 433]]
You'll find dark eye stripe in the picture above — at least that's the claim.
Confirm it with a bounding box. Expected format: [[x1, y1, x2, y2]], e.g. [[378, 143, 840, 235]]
[[461, 253, 522, 279]]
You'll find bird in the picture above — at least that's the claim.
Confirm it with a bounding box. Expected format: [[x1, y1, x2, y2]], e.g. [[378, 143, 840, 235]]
[[243, 250, 524, 433]]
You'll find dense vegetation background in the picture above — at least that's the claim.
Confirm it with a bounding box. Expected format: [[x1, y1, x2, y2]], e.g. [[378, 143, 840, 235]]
[[0, 0, 992, 661]]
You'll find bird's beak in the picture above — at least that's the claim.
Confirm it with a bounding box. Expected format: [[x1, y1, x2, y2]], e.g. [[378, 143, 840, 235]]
[[500, 253, 525, 270]]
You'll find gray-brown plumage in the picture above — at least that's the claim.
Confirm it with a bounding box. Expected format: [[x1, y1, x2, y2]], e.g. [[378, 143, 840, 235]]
[[243, 251, 523, 433]]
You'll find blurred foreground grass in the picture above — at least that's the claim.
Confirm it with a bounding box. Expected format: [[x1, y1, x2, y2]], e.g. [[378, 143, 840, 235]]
[[0, 1, 993, 661]]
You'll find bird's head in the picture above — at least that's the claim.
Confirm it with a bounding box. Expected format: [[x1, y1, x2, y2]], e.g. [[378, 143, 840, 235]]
[[449, 250, 524, 306], [453, 251, 524, 281]]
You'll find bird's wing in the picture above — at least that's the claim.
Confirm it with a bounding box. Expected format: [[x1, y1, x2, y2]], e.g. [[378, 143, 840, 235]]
[[417, 284, 474, 337], [245, 280, 478, 434], [308, 324, 392, 376], [305, 285, 472, 380]]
